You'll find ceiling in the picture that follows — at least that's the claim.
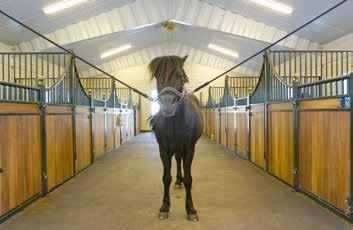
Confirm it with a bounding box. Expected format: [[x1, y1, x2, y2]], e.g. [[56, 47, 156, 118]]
[[0, 0, 352, 77]]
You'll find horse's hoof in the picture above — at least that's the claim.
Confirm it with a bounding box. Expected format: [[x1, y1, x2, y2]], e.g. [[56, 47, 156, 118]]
[[159, 212, 169, 220], [174, 184, 182, 189], [187, 214, 199, 222]]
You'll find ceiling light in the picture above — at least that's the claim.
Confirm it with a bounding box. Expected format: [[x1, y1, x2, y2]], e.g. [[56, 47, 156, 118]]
[[43, 0, 94, 15], [248, 0, 293, 15], [100, 44, 132, 59], [208, 44, 239, 58]]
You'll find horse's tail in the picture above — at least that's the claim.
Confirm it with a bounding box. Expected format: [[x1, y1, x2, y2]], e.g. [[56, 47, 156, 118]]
[[147, 115, 156, 134]]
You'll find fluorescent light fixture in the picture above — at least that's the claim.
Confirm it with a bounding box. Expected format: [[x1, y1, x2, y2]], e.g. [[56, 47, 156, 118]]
[[208, 44, 239, 58], [100, 44, 132, 59], [43, 0, 93, 15], [248, 0, 293, 15], [169, 19, 192, 27]]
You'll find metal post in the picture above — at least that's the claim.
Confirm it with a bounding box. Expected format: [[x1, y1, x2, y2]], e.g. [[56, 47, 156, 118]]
[[246, 93, 251, 161], [347, 73, 353, 216], [38, 82, 48, 195], [264, 52, 271, 171], [90, 93, 96, 162], [234, 98, 237, 155], [69, 56, 77, 174], [292, 80, 300, 190]]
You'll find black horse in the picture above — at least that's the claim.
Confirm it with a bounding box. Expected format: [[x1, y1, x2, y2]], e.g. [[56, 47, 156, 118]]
[[149, 55, 204, 221]]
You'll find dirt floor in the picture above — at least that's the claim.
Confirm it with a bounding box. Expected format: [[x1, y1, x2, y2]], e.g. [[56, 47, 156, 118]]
[[1, 133, 351, 230]]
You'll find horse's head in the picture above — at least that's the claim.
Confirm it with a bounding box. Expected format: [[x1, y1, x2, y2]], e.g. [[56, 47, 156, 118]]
[[149, 55, 189, 116]]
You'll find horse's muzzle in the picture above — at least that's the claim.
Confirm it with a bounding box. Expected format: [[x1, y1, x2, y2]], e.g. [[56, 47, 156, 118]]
[[159, 94, 179, 116]]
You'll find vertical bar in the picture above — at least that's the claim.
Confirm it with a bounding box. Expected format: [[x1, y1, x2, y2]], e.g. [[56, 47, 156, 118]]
[[292, 80, 299, 190], [39, 83, 48, 195], [347, 73, 353, 217]]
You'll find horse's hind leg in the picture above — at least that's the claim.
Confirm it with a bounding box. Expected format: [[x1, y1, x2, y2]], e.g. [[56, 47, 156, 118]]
[[183, 146, 198, 222], [175, 153, 183, 189], [159, 149, 172, 220]]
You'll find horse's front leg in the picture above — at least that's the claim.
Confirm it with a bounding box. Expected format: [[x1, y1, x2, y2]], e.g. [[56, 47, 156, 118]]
[[183, 146, 198, 222], [175, 152, 183, 189], [159, 149, 172, 220]]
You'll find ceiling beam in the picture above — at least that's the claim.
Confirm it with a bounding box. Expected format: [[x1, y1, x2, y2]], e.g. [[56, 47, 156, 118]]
[[80, 41, 260, 78], [15, 0, 320, 52]]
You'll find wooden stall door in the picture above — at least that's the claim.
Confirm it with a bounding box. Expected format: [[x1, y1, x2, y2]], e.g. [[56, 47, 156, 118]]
[[206, 110, 211, 136], [235, 110, 248, 159], [201, 109, 207, 134], [250, 105, 265, 168], [268, 110, 294, 185], [114, 111, 121, 148], [129, 111, 134, 140], [220, 109, 227, 147], [93, 108, 106, 158], [120, 112, 128, 144], [227, 111, 235, 151], [46, 106, 74, 191], [134, 109, 140, 136], [0, 105, 42, 215], [75, 106, 92, 173], [215, 109, 221, 143], [299, 110, 350, 212], [106, 109, 115, 152]]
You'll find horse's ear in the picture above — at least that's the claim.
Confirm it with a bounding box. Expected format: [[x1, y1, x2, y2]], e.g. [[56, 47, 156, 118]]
[[182, 55, 188, 63]]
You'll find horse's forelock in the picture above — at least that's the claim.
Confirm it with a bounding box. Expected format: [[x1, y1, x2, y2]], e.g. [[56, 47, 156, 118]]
[[148, 56, 188, 84]]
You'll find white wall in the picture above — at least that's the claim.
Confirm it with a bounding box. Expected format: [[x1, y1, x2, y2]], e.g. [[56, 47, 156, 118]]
[[323, 33, 353, 50], [0, 42, 12, 51]]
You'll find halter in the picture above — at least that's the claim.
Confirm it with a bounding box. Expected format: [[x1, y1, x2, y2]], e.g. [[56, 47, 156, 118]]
[[155, 86, 190, 117]]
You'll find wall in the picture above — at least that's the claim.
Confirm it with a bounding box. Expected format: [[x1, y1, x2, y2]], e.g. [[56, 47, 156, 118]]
[[323, 33, 353, 50]]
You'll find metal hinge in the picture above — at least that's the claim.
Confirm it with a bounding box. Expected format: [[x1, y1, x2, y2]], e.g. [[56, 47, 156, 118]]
[[345, 197, 353, 215], [42, 172, 48, 180]]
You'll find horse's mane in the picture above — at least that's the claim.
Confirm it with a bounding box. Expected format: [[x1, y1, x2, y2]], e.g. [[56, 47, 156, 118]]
[[148, 56, 189, 84]]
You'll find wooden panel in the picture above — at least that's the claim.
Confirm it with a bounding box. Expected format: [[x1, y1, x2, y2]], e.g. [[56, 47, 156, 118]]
[[299, 98, 340, 110], [129, 111, 134, 139], [250, 104, 264, 112], [94, 113, 105, 158], [235, 112, 248, 158], [95, 108, 105, 114], [46, 114, 74, 191], [0, 103, 39, 113], [75, 106, 90, 113], [299, 111, 350, 212], [106, 113, 115, 152], [0, 115, 42, 215], [120, 113, 129, 144], [75, 113, 92, 173], [209, 110, 215, 138], [201, 110, 207, 134], [206, 110, 211, 136], [268, 102, 293, 111], [135, 110, 140, 135], [46, 105, 72, 114], [250, 112, 265, 168], [215, 109, 221, 143], [114, 114, 121, 148], [220, 110, 227, 147], [268, 111, 294, 185], [227, 112, 235, 151]]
